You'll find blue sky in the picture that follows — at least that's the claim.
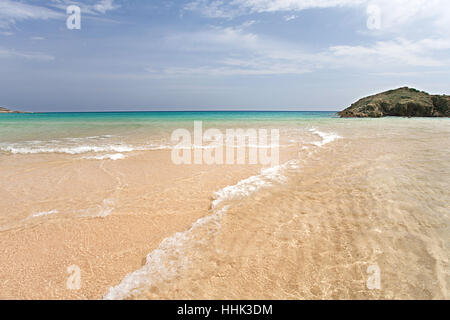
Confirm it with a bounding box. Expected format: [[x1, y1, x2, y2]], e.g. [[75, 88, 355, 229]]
[[0, 0, 449, 111]]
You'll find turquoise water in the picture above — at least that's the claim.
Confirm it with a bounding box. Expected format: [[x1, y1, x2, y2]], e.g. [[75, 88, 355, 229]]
[[0, 111, 338, 143], [0, 111, 338, 126]]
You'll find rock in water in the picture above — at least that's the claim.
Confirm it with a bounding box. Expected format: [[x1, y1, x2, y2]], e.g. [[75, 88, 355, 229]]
[[338, 87, 449, 118]]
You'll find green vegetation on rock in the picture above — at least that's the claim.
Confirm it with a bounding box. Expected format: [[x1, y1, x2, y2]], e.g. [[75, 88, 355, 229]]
[[339, 87, 449, 118]]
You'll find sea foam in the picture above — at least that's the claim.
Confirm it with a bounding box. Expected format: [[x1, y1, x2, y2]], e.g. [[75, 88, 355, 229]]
[[1, 144, 135, 155], [31, 210, 59, 218], [84, 153, 126, 161], [103, 162, 296, 300], [103, 129, 342, 299], [309, 128, 341, 147], [211, 161, 297, 209], [103, 205, 229, 300]]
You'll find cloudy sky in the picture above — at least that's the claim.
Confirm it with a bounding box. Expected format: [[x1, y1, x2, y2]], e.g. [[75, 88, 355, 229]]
[[0, 0, 449, 111]]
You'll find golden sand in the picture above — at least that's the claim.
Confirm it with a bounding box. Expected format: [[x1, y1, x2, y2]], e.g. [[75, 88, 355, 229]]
[[0, 149, 268, 299], [0, 119, 449, 300]]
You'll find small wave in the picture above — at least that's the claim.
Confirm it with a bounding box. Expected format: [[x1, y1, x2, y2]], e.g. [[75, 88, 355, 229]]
[[212, 161, 296, 209], [147, 144, 173, 150], [96, 199, 114, 217], [62, 135, 114, 142], [1, 144, 135, 155], [85, 199, 114, 218], [145, 143, 214, 151], [31, 210, 59, 218], [104, 161, 297, 300], [104, 206, 229, 300], [84, 153, 126, 161], [1, 141, 287, 156], [75, 199, 115, 218], [309, 128, 341, 147]]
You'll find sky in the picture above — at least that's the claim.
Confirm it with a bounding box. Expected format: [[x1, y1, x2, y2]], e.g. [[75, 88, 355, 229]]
[[0, 0, 449, 112]]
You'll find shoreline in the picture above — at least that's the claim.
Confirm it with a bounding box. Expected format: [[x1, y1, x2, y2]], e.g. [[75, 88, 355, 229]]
[[0, 150, 269, 299], [0, 117, 448, 299]]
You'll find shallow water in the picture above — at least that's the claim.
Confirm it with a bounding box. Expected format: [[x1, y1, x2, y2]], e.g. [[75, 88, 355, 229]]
[[0, 112, 448, 299], [99, 117, 449, 299]]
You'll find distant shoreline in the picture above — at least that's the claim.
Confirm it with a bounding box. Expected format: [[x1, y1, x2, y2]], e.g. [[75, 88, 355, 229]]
[[0, 107, 30, 114]]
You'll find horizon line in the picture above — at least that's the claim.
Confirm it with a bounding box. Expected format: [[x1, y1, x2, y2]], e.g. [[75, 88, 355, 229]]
[[15, 109, 341, 113]]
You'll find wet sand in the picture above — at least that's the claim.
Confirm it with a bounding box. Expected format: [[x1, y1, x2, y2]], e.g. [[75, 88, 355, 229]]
[[0, 118, 449, 300], [0, 150, 267, 299]]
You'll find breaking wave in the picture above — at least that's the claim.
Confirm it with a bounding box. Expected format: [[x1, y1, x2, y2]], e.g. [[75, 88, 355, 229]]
[[0, 144, 135, 155], [309, 128, 341, 147], [103, 161, 296, 300], [31, 210, 59, 218], [103, 128, 341, 300]]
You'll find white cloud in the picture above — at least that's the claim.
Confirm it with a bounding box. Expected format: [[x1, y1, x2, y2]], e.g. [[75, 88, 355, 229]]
[[365, 0, 450, 36], [329, 38, 450, 67], [184, 0, 450, 37], [94, 0, 118, 14], [0, 0, 63, 28], [147, 24, 450, 77], [0, 0, 119, 28], [146, 64, 311, 77], [177, 0, 450, 77], [284, 14, 297, 21], [184, 0, 364, 18], [233, 0, 364, 13], [146, 25, 316, 76], [183, 0, 246, 19], [0, 48, 55, 61], [50, 0, 120, 15]]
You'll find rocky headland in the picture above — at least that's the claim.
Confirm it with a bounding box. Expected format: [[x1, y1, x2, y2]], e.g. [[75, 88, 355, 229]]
[[339, 87, 449, 118]]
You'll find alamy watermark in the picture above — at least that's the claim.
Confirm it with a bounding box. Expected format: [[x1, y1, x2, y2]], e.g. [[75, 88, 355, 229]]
[[171, 121, 279, 166], [366, 4, 381, 30], [66, 265, 81, 290], [66, 5, 81, 30], [366, 264, 381, 290]]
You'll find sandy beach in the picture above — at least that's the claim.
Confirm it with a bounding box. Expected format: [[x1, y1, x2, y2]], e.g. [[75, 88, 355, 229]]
[[0, 149, 268, 299], [0, 113, 448, 300]]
